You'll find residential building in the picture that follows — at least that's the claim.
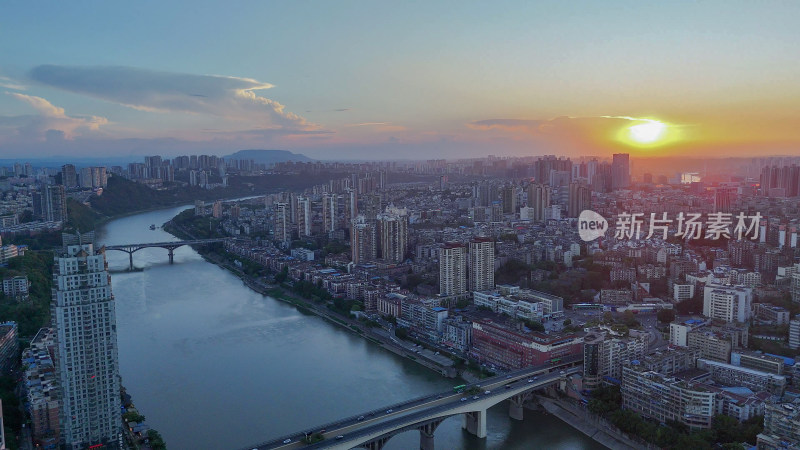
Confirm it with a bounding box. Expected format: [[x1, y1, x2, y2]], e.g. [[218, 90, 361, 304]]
[[697, 359, 786, 395], [2, 275, 29, 300], [703, 283, 752, 323], [754, 303, 791, 326], [52, 233, 121, 449], [730, 351, 784, 375], [790, 315, 800, 350], [622, 361, 716, 429], [377, 210, 408, 263], [351, 215, 377, 264], [439, 243, 467, 296], [567, 182, 591, 218], [23, 328, 59, 446], [583, 328, 648, 389], [469, 238, 495, 292], [757, 400, 800, 450], [0, 323, 18, 373], [273, 202, 291, 247]]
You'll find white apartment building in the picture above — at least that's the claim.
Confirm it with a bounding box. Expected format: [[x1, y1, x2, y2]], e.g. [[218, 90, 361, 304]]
[[53, 234, 121, 449], [439, 243, 467, 296], [703, 283, 752, 323]]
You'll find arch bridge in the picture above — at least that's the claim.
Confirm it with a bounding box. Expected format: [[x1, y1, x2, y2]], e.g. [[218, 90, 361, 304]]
[[104, 238, 227, 270]]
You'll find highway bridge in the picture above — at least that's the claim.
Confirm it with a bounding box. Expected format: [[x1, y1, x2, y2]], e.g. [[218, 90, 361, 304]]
[[243, 356, 582, 450], [103, 238, 227, 270]]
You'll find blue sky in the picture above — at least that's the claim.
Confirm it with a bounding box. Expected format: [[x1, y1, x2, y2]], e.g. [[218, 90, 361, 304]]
[[1, 1, 799, 159]]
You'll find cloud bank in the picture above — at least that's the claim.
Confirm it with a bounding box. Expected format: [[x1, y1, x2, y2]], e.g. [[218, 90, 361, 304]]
[[1, 92, 107, 141], [28, 65, 314, 131]]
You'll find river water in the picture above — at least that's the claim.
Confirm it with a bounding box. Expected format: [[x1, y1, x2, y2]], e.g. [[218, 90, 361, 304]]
[[98, 206, 605, 450]]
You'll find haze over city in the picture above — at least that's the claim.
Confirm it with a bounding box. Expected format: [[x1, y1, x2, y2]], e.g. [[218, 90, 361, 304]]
[[2, 1, 800, 160]]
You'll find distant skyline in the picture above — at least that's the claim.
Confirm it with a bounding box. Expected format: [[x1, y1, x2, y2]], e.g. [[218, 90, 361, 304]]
[[2, 1, 799, 159]]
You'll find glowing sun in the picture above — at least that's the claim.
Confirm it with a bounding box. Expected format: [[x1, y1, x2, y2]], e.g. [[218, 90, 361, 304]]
[[628, 121, 666, 143]]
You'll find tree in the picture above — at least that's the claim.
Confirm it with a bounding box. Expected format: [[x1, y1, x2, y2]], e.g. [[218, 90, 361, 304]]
[[563, 318, 572, 326], [657, 308, 676, 323], [123, 411, 146, 423], [524, 319, 545, 332], [274, 266, 288, 283]]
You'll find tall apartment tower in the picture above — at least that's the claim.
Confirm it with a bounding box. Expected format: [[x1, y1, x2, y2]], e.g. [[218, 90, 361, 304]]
[[611, 153, 631, 190], [351, 215, 376, 264], [296, 197, 311, 237], [376, 210, 408, 263], [273, 202, 291, 247], [60, 164, 78, 188], [439, 243, 467, 296], [53, 232, 121, 449], [789, 316, 800, 350], [322, 194, 338, 233], [469, 238, 495, 292], [37, 185, 68, 223], [568, 182, 591, 218], [526, 183, 551, 222]]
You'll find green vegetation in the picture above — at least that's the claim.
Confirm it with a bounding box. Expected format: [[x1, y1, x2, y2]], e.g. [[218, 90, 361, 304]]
[[494, 259, 530, 285], [123, 411, 146, 423], [0, 251, 54, 337], [147, 429, 167, 450], [587, 385, 762, 449], [0, 375, 22, 450], [66, 198, 102, 231], [523, 319, 545, 332], [657, 308, 676, 323]]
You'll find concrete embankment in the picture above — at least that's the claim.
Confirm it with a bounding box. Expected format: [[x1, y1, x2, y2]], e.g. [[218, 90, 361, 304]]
[[538, 397, 641, 450]]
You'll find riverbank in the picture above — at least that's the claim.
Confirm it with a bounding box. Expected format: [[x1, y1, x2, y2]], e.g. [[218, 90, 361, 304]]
[[538, 396, 645, 450]]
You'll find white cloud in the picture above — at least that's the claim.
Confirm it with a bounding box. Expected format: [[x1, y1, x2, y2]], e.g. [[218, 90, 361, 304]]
[[1, 92, 107, 140], [29, 65, 316, 131]]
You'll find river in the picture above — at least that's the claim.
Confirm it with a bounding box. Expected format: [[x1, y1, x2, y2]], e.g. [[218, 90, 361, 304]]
[[98, 205, 605, 450]]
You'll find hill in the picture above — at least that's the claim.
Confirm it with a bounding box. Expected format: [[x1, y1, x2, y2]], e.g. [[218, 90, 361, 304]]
[[223, 149, 312, 165]]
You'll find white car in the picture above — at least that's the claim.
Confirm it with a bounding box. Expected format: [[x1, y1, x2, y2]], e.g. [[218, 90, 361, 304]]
[[282, 438, 291, 444]]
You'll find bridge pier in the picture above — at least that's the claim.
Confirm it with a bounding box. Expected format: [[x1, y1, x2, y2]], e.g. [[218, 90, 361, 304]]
[[509, 392, 533, 421], [418, 419, 443, 450], [361, 435, 391, 450], [462, 409, 487, 438], [168, 248, 174, 264], [128, 252, 134, 271]]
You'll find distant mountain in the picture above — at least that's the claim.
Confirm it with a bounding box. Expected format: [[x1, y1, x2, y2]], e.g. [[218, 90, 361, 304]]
[[224, 149, 312, 164]]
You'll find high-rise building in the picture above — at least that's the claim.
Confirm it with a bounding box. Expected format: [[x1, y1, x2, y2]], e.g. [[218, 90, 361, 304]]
[[703, 283, 752, 323], [567, 182, 591, 218], [376, 210, 408, 263], [469, 238, 495, 292], [583, 328, 648, 390], [611, 153, 630, 190], [501, 185, 517, 215], [297, 197, 311, 237], [351, 215, 376, 264], [53, 233, 121, 448], [714, 188, 732, 213], [789, 315, 800, 350], [35, 185, 67, 223], [273, 202, 291, 246], [61, 164, 78, 188], [212, 201, 222, 219], [792, 273, 800, 303], [322, 194, 338, 233], [439, 243, 467, 296], [526, 183, 551, 222]]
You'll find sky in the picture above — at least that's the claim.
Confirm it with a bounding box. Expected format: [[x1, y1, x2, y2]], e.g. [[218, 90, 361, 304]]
[[1, 1, 799, 160]]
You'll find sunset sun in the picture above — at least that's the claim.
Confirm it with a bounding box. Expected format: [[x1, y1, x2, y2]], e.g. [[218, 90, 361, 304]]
[[629, 121, 666, 144]]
